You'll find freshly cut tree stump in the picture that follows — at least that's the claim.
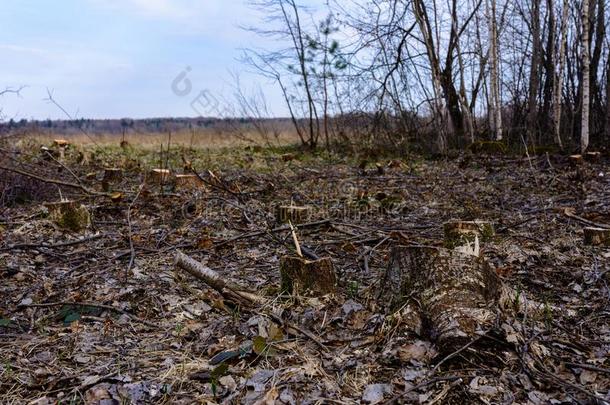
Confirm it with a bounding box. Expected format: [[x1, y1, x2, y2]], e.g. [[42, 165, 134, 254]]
[[276, 205, 312, 224], [103, 168, 123, 183], [444, 220, 494, 248], [280, 256, 336, 296], [44, 200, 91, 232], [149, 169, 172, 185], [569, 154, 583, 166], [585, 151, 601, 162], [53, 139, 70, 148], [379, 246, 500, 349], [102, 168, 123, 191], [174, 174, 202, 191], [584, 227, 610, 246], [52, 139, 70, 160]]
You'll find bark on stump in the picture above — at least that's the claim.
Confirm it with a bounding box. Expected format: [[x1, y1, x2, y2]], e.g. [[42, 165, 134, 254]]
[[379, 246, 500, 350], [444, 220, 494, 248], [569, 154, 583, 166], [174, 174, 203, 191], [44, 201, 91, 232], [280, 256, 336, 296], [52, 139, 70, 160], [585, 151, 601, 162], [102, 168, 123, 191], [276, 205, 312, 225], [149, 169, 172, 185], [584, 227, 610, 246]]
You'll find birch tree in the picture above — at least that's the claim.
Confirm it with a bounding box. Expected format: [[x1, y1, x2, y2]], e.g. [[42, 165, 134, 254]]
[[552, 0, 570, 149], [487, 0, 502, 140], [581, 0, 590, 153]]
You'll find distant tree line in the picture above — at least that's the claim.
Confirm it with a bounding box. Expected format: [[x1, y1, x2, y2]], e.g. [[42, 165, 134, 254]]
[[246, 0, 610, 153], [0, 117, 294, 137]]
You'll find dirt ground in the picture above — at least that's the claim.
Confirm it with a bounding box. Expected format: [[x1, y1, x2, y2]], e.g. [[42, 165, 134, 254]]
[[1, 144, 609, 404]]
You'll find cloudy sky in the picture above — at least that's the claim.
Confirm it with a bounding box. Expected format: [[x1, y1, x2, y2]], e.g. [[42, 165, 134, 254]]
[[0, 0, 300, 120]]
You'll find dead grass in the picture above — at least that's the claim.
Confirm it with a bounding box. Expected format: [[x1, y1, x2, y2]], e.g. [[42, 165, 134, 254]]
[[20, 128, 302, 150]]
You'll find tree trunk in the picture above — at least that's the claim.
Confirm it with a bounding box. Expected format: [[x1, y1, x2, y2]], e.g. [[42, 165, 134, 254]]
[[581, 0, 591, 153], [541, 0, 556, 140], [589, 0, 605, 125], [606, 57, 610, 143], [553, 0, 569, 149], [527, 0, 542, 141], [413, 0, 450, 152], [487, 0, 502, 141]]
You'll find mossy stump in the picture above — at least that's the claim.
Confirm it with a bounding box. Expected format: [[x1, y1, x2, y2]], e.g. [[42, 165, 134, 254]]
[[44, 201, 90, 232], [444, 220, 495, 248], [276, 205, 312, 225], [584, 227, 610, 246], [149, 169, 172, 185], [280, 256, 336, 296], [379, 246, 500, 351], [174, 174, 203, 191]]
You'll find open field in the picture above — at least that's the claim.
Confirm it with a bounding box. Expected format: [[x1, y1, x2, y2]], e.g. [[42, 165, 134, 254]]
[[17, 127, 302, 150], [1, 142, 610, 404]]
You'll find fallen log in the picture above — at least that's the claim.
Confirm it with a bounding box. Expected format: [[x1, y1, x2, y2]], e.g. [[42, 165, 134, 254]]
[[174, 250, 266, 306], [379, 245, 500, 350], [175, 251, 329, 351]]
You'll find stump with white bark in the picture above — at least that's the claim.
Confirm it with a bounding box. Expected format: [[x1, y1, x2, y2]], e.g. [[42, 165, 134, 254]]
[[276, 205, 312, 225], [444, 220, 495, 248], [280, 256, 336, 296], [44, 200, 91, 232], [584, 227, 610, 246], [148, 169, 172, 185], [379, 246, 500, 349]]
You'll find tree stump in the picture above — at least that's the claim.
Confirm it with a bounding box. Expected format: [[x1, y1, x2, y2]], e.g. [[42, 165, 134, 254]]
[[280, 256, 336, 296], [174, 174, 203, 191], [44, 201, 91, 232], [585, 151, 601, 162], [379, 246, 500, 350], [569, 154, 583, 166], [51, 139, 70, 160], [149, 169, 172, 185], [444, 220, 494, 248], [102, 168, 123, 191], [276, 205, 312, 224], [584, 227, 610, 246]]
